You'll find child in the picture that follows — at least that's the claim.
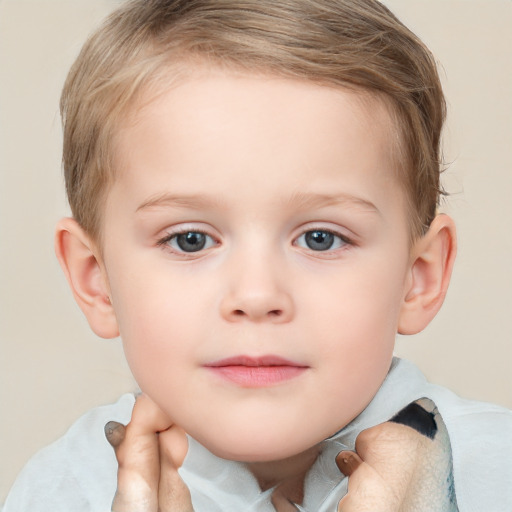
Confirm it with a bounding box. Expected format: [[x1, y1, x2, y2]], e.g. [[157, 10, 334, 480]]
[[3, 0, 512, 510]]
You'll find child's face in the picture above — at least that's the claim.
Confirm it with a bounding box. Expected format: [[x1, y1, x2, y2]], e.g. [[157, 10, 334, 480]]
[[100, 68, 414, 462]]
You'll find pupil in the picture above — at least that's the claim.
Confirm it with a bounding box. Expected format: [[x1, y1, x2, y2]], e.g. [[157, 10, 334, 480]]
[[305, 230, 334, 251], [177, 232, 206, 252]]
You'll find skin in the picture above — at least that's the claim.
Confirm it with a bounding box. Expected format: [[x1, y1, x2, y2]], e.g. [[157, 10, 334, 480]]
[[104, 394, 439, 512], [56, 66, 456, 510]]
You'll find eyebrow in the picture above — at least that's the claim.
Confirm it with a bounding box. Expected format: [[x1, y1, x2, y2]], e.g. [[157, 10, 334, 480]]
[[136, 193, 224, 213], [136, 191, 380, 215], [285, 191, 381, 215]]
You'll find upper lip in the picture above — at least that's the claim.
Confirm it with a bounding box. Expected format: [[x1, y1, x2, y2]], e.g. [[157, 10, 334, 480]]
[[204, 355, 308, 368]]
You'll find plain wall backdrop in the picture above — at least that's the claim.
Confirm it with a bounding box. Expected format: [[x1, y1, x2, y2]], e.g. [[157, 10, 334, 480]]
[[1, 0, 511, 502]]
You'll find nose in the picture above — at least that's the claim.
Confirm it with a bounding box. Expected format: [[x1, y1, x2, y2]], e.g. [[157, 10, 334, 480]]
[[219, 254, 294, 324]]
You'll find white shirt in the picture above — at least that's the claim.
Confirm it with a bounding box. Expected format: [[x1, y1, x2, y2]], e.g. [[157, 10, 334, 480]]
[[4, 358, 512, 511]]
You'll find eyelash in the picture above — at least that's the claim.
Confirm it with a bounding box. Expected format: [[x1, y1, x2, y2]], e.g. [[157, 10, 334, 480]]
[[293, 228, 354, 256], [157, 228, 218, 255], [156, 227, 354, 256]]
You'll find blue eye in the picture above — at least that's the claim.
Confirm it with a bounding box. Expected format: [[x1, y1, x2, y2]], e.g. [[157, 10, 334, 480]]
[[296, 230, 348, 251], [164, 231, 216, 253]]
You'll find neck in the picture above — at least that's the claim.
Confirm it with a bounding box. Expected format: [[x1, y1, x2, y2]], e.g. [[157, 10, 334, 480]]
[[246, 444, 321, 492]]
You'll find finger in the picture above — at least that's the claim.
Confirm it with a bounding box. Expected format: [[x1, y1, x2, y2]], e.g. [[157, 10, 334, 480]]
[[355, 421, 430, 481], [337, 422, 432, 512], [335, 450, 363, 477], [127, 393, 174, 436], [337, 453, 398, 512], [105, 421, 126, 448], [109, 394, 173, 512], [158, 425, 194, 512]]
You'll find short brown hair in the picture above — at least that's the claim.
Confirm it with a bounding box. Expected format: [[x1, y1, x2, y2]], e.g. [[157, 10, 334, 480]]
[[61, 0, 446, 243]]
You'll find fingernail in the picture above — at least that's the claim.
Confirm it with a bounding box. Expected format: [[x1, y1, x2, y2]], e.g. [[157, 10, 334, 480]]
[[104, 421, 126, 447], [336, 450, 363, 477], [390, 402, 437, 439]]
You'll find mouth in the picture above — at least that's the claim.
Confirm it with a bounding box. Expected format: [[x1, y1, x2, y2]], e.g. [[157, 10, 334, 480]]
[[204, 355, 309, 387]]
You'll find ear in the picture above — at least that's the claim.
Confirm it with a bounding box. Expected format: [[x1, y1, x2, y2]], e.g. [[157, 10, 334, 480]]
[[55, 217, 119, 339], [398, 214, 457, 335]]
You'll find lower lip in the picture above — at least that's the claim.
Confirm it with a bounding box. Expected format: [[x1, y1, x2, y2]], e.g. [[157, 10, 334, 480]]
[[206, 365, 306, 387]]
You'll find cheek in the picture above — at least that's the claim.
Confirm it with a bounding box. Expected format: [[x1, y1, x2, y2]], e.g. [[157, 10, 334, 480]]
[[310, 260, 406, 397], [314, 261, 406, 348], [109, 270, 208, 388]]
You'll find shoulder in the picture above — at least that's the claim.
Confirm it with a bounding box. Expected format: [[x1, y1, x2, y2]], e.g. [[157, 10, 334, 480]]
[[426, 384, 512, 511], [426, 382, 512, 444], [3, 394, 135, 512], [386, 359, 512, 510]]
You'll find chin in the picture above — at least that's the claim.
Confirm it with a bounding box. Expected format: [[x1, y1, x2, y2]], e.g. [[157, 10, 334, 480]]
[[192, 427, 313, 463]]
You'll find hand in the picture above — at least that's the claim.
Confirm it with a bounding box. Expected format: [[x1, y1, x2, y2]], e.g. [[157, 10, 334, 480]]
[[335, 418, 434, 512], [105, 394, 194, 512]]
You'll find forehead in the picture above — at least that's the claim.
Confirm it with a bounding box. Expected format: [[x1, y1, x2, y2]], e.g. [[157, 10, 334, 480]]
[[121, 63, 398, 140], [111, 68, 405, 216]]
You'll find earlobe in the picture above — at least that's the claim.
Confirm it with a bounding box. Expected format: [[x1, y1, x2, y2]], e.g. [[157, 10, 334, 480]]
[[55, 218, 119, 339], [398, 214, 457, 335]]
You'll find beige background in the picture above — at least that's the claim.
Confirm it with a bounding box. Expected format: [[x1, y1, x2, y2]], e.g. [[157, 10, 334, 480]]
[[1, 0, 511, 502]]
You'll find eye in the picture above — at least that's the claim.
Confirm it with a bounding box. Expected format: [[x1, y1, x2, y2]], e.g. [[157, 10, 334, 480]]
[[160, 231, 216, 253], [295, 229, 349, 252]]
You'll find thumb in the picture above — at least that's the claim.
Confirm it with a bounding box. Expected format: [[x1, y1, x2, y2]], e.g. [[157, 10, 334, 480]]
[[336, 450, 397, 512], [158, 425, 195, 511], [106, 394, 174, 512]]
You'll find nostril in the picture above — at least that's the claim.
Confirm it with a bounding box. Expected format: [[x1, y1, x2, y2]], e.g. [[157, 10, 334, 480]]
[[269, 310, 282, 317], [233, 310, 245, 316]]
